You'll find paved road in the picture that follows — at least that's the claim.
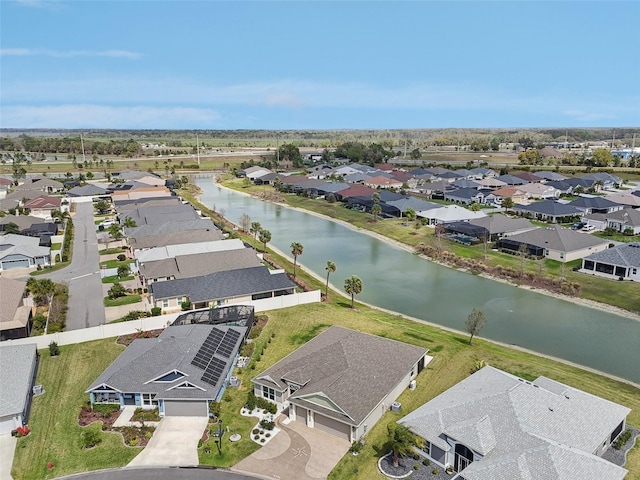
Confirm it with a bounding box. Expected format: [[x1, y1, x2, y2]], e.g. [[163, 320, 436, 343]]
[[43, 201, 106, 330], [54, 468, 266, 480]]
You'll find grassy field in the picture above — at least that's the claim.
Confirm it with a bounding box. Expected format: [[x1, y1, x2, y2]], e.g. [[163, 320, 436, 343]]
[[221, 177, 640, 314], [101, 275, 134, 284], [103, 294, 141, 307], [99, 259, 135, 269], [11, 339, 139, 480]]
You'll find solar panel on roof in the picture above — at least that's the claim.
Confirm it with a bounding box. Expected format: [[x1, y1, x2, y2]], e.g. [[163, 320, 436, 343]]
[[201, 357, 227, 386], [217, 329, 241, 358], [190, 328, 225, 370]]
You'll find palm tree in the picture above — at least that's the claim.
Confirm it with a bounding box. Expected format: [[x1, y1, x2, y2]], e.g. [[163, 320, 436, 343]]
[[250, 222, 261, 248], [325, 261, 336, 298], [404, 207, 416, 222], [290, 242, 304, 278], [372, 192, 380, 204], [258, 229, 271, 253], [123, 217, 137, 228], [371, 203, 382, 221], [387, 424, 418, 467], [344, 275, 363, 309]]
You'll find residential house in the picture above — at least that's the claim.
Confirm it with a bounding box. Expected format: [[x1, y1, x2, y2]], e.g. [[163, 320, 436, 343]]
[[605, 193, 640, 208], [0, 215, 43, 232], [111, 186, 172, 202], [545, 180, 574, 195], [0, 344, 38, 434], [475, 177, 507, 190], [418, 180, 454, 199], [605, 208, 640, 235], [582, 172, 622, 190], [514, 172, 544, 183], [14, 177, 63, 194], [334, 185, 377, 202], [134, 239, 246, 264], [452, 178, 482, 190], [444, 188, 484, 206], [22, 195, 62, 220], [518, 183, 561, 200], [0, 234, 51, 270], [238, 166, 272, 179], [565, 177, 595, 191], [448, 214, 536, 241], [0, 277, 32, 341], [385, 197, 440, 217], [469, 167, 497, 179], [489, 186, 529, 205], [139, 248, 263, 286], [115, 197, 183, 213], [253, 326, 430, 442], [416, 205, 487, 225], [124, 218, 218, 239], [67, 184, 109, 197], [399, 366, 630, 480], [534, 171, 567, 182], [149, 265, 295, 311], [343, 172, 373, 184], [128, 229, 224, 252], [512, 200, 582, 223], [119, 204, 201, 226], [496, 174, 528, 186], [496, 225, 610, 262], [87, 324, 246, 417], [568, 196, 623, 215], [581, 242, 640, 280]]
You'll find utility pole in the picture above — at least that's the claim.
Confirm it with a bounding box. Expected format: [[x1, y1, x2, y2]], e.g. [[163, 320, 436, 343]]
[[276, 132, 280, 166], [80, 133, 86, 165], [196, 134, 201, 167]]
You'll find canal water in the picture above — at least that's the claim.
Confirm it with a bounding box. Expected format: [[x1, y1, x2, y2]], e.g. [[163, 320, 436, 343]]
[[196, 179, 640, 383]]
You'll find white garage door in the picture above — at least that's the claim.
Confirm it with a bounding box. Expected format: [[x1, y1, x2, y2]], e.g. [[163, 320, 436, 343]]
[[313, 413, 351, 441], [163, 400, 208, 417]]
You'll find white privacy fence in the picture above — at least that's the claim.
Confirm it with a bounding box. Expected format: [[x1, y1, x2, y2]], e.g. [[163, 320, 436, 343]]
[[2, 290, 320, 350]]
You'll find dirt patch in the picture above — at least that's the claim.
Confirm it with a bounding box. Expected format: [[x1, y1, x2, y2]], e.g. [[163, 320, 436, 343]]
[[116, 328, 164, 346], [78, 404, 122, 428]]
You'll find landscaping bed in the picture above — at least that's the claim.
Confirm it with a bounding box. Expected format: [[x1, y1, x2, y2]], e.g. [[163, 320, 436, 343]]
[[116, 329, 164, 346], [78, 403, 121, 429]]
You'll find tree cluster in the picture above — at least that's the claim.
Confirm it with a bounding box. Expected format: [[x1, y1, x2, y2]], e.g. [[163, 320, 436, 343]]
[[333, 141, 394, 165]]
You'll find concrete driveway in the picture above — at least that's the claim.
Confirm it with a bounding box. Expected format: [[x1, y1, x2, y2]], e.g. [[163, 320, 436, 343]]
[[127, 417, 208, 467], [233, 416, 350, 480], [0, 434, 17, 480]]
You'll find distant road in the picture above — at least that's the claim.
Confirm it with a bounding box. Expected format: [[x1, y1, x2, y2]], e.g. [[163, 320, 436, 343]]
[[43, 201, 106, 330]]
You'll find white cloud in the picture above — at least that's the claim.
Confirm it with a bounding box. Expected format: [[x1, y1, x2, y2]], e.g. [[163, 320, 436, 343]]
[[13, 0, 63, 9], [0, 48, 141, 59], [0, 105, 221, 129], [563, 110, 616, 122]]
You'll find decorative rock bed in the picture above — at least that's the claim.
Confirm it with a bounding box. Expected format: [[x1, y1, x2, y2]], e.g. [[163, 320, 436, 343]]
[[240, 407, 281, 445], [378, 453, 454, 480]]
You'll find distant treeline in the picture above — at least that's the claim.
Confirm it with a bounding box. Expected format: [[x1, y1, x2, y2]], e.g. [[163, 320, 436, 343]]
[[0, 128, 636, 152]]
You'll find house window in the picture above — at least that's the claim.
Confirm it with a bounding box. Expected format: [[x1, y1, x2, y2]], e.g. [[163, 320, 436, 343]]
[[142, 393, 158, 406], [162, 299, 169, 308], [262, 385, 276, 401]]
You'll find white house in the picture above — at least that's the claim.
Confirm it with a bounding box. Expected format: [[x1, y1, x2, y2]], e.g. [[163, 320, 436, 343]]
[[581, 242, 640, 280]]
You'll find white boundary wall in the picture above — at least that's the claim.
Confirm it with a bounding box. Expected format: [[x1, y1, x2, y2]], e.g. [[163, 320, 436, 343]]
[[1, 290, 320, 350]]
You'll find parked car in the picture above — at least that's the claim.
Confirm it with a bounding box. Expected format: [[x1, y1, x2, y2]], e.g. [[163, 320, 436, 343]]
[[582, 225, 596, 232], [571, 222, 586, 230]]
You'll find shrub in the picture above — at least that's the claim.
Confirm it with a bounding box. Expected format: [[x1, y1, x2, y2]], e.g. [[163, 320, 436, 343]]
[[117, 254, 126, 261], [246, 391, 257, 411], [432, 468, 439, 475], [422, 459, 431, 466], [209, 401, 221, 418], [55, 254, 60, 262], [613, 429, 632, 450], [150, 307, 162, 316], [266, 432, 271, 438], [254, 435, 259, 440], [81, 429, 101, 448], [414, 464, 420, 470], [259, 420, 275, 431], [181, 301, 191, 311], [117, 265, 131, 278], [252, 428, 260, 435], [49, 341, 60, 357], [128, 437, 138, 446], [108, 283, 126, 299]]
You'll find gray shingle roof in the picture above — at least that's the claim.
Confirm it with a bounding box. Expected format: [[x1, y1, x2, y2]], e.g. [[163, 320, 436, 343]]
[[582, 242, 640, 268], [149, 265, 295, 302], [399, 366, 629, 480], [125, 218, 217, 238], [0, 343, 36, 417], [0, 277, 27, 327], [67, 184, 108, 196], [568, 196, 621, 209], [254, 326, 427, 427], [469, 214, 535, 235], [135, 239, 245, 263], [115, 198, 183, 213], [514, 200, 582, 217], [87, 324, 245, 400], [140, 248, 263, 280], [606, 208, 640, 227], [129, 229, 224, 250], [502, 225, 608, 252]]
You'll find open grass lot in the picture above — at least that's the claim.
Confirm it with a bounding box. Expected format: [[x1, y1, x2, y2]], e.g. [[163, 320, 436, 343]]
[[99, 259, 135, 269], [223, 177, 640, 314], [11, 339, 139, 480], [104, 294, 141, 307], [101, 275, 134, 284]]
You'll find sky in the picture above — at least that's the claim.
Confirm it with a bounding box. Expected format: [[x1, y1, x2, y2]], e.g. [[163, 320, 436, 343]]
[[1, 0, 639, 130]]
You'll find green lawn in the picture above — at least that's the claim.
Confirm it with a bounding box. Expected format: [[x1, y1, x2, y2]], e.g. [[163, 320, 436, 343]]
[[101, 275, 134, 284], [30, 262, 70, 276], [99, 248, 126, 256], [50, 243, 62, 251], [99, 259, 134, 269], [103, 294, 142, 307], [11, 340, 140, 480]]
